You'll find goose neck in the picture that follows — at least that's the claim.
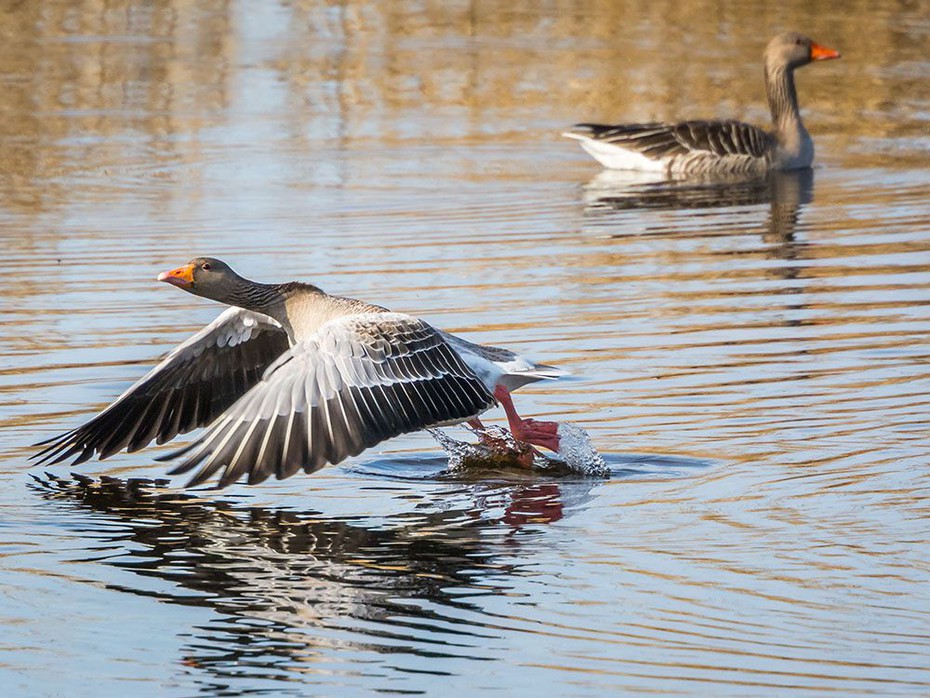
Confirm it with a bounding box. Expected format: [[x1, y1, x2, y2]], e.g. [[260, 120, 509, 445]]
[[765, 63, 803, 137]]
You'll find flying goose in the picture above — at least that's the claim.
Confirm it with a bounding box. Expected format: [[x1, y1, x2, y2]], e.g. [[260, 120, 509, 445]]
[[564, 32, 841, 176], [33, 258, 564, 487]]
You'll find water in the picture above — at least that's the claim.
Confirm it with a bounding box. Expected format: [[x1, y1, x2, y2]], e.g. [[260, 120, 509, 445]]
[[2, 1, 929, 695]]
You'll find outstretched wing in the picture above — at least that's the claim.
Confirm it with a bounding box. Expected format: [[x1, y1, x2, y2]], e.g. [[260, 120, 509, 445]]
[[164, 313, 496, 487], [33, 308, 290, 465], [568, 120, 773, 160]]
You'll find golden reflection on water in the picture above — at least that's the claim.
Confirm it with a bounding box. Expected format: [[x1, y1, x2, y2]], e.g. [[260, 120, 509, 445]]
[[1, 0, 930, 695], [0, 0, 925, 210]]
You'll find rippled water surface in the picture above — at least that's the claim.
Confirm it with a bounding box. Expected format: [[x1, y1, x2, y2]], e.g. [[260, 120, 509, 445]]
[[2, 1, 929, 695]]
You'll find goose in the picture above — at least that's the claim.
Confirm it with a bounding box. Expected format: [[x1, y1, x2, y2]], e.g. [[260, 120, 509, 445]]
[[563, 32, 840, 176], [33, 258, 564, 487]]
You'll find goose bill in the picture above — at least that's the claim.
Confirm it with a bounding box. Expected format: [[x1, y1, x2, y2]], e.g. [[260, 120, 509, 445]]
[[157, 264, 195, 288], [810, 43, 840, 61]]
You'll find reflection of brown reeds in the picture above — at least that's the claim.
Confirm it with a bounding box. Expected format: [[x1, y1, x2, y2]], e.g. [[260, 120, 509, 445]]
[[0, 1, 233, 214], [0, 0, 922, 215]]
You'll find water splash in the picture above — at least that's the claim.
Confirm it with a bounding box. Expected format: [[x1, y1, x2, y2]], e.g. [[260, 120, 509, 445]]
[[554, 422, 610, 477], [428, 422, 609, 477]]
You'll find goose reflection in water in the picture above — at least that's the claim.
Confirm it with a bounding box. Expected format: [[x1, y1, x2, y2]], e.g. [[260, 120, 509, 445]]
[[30, 472, 591, 685], [580, 168, 815, 257]]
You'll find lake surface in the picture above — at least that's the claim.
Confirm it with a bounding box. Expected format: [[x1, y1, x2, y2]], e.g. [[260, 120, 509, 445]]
[[2, 1, 929, 695]]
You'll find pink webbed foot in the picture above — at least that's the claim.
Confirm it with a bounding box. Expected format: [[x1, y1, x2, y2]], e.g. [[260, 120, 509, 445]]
[[510, 418, 561, 453], [466, 418, 536, 469], [493, 385, 561, 453]]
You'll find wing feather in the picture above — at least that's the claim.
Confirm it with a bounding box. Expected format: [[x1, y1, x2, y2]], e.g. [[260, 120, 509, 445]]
[[33, 308, 290, 465], [569, 120, 773, 160], [167, 313, 496, 487]]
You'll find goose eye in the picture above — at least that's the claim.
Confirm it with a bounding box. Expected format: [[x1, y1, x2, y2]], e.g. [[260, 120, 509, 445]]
[[201, 262, 212, 271]]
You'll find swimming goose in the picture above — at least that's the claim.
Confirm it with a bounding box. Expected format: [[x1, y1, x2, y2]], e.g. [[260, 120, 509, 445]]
[[564, 32, 840, 176], [33, 258, 564, 487]]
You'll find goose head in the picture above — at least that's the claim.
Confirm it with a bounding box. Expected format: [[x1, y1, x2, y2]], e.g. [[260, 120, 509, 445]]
[[766, 32, 841, 72], [158, 257, 246, 303]]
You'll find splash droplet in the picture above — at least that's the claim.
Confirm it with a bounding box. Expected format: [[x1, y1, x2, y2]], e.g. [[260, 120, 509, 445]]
[[554, 422, 609, 476]]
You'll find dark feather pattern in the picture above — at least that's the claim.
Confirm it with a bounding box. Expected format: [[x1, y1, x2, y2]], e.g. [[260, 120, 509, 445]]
[[165, 313, 496, 487], [32, 308, 289, 466], [571, 120, 773, 160]]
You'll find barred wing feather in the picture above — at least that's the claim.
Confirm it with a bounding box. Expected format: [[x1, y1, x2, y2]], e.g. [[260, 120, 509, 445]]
[[572, 120, 772, 160], [32, 308, 289, 466], [164, 313, 496, 487]]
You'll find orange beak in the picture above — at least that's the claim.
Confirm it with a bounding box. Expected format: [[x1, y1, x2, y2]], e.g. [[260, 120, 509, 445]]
[[810, 42, 841, 61], [157, 263, 195, 288]]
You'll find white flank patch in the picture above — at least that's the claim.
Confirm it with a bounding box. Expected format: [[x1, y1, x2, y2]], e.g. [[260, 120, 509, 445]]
[[574, 136, 667, 172]]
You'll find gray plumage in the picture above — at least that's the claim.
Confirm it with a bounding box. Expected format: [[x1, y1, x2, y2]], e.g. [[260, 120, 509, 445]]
[[569, 120, 774, 176], [161, 313, 496, 487], [564, 32, 841, 175], [33, 258, 562, 487]]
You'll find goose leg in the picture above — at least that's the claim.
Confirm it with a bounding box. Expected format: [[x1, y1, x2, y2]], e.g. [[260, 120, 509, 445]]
[[494, 386, 561, 452], [466, 417, 535, 469]]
